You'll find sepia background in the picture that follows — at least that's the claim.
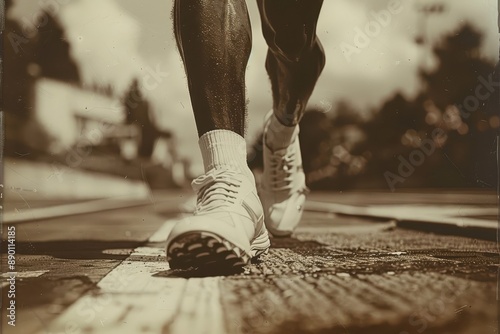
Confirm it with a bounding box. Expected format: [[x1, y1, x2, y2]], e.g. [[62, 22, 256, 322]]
[[3, 0, 499, 199], [2, 2, 499, 334]]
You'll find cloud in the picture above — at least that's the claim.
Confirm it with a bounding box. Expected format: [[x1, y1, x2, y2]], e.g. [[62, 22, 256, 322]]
[[309, 0, 498, 113], [58, 0, 144, 95], [9, 0, 146, 96], [309, 0, 423, 112]]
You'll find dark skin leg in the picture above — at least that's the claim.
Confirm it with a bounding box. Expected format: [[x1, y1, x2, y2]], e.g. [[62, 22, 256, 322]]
[[174, 0, 252, 137], [257, 0, 325, 126]]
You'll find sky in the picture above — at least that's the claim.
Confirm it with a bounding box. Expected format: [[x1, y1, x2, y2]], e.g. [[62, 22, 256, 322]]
[[9, 0, 500, 173]]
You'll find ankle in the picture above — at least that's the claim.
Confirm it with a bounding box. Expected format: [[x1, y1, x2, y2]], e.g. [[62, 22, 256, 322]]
[[265, 113, 299, 151]]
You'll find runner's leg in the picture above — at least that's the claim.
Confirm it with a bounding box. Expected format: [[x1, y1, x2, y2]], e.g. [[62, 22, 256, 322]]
[[257, 0, 325, 127], [257, 0, 325, 236], [167, 1, 270, 270], [174, 0, 252, 136]]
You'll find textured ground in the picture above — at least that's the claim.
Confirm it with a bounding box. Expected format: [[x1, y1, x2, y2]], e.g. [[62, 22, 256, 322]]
[[1, 191, 498, 334]]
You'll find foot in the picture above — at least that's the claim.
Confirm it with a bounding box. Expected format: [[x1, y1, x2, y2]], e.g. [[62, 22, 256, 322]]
[[260, 111, 308, 237], [166, 168, 270, 270]]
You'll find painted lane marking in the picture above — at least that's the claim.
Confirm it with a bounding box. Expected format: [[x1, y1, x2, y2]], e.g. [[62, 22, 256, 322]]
[[38, 218, 227, 334]]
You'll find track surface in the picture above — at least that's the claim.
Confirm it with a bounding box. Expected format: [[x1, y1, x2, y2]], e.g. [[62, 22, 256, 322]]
[[1, 191, 498, 334]]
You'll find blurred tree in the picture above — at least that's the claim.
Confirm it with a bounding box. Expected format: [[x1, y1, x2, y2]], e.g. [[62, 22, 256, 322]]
[[3, 1, 36, 118], [4, 5, 81, 155], [421, 24, 497, 188], [421, 25, 492, 109], [355, 93, 426, 187], [332, 100, 363, 127], [359, 93, 426, 156], [3, 1, 38, 154], [249, 23, 498, 191], [34, 10, 80, 83], [123, 79, 169, 158]]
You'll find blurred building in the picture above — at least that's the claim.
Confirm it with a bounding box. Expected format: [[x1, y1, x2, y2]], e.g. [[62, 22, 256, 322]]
[[3, 1, 187, 195]]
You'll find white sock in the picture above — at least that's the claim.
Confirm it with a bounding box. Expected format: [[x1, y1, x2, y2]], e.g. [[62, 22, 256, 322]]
[[199, 130, 254, 182], [265, 113, 299, 151]]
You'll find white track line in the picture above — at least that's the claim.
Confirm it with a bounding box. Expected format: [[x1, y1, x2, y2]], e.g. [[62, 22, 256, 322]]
[[170, 278, 226, 334], [1, 270, 49, 289], [306, 202, 497, 229], [0, 270, 49, 279], [38, 218, 227, 334], [4, 197, 151, 224]]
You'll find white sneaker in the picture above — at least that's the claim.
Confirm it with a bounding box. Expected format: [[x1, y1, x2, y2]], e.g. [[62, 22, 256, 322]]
[[260, 112, 309, 237], [166, 168, 270, 270]]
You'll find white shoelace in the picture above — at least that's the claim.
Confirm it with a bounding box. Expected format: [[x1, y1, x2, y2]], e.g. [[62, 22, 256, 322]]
[[192, 169, 243, 213], [268, 142, 310, 195], [269, 149, 297, 192]]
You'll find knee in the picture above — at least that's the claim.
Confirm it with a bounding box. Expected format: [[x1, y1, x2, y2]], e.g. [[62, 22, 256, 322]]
[[267, 27, 325, 67], [267, 37, 326, 74], [266, 29, 306, 63]]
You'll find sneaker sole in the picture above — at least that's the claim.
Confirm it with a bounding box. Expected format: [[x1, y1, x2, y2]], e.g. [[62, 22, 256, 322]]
[[167, 231, 269, 270]]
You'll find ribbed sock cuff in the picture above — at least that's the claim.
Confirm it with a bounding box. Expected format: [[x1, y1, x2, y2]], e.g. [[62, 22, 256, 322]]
[[199, 130, 253, 180]]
